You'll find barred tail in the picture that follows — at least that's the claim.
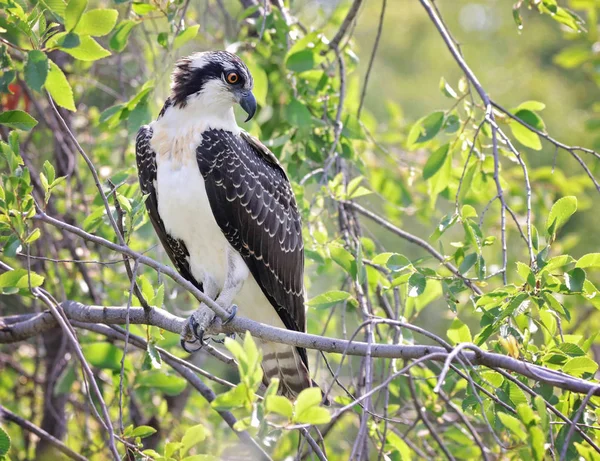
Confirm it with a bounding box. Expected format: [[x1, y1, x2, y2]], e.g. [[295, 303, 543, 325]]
[[260, 341, 312, 399]]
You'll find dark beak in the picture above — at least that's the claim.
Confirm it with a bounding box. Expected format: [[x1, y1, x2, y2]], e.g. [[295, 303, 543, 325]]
[[239, 92, 257, 122]]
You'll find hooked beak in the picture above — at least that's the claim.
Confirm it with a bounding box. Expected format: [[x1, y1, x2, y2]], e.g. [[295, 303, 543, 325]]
[[239, 91, 257, 122]]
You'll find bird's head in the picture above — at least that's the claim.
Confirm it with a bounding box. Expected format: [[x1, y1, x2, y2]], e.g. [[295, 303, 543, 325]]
[[170, 51, 256, 122]]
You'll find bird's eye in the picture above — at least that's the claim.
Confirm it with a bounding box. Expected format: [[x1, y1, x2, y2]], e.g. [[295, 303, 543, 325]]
[[226, 72, 239, 84]]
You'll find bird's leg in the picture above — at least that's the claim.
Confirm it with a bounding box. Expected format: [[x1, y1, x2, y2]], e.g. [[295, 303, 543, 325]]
[[209, 249, 247, 343], [180, 274, 219, 352], [180, 250, 246, 351]]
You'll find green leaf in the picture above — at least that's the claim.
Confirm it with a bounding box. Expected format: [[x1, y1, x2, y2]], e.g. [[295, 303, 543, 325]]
[[546, 196, 577, 236], [0, 110, 38, 131], [74, 9, 118, 36], [407, 273, 427, 297], [137, 370, 187, 396], [294, 387, 327, 424], [564, 268, 585, 293], [439, 77, 457, 98], [65, 0, 87, 31], [307, 291, 352, 309], [0, 269, 44, 291], [386, 254, 411, 272], [55, 32, 81, 49], [211, 384, 248, 410], [562, 356, 598, 377], [110, 20, 137, 52], [529, 425, 545, 461], [510, 122, 541, 150], [0, 426, 10, 456], [285, 99, 312, 128], [181, 424, 206, 456], [61, 36, 111, 61], [516, 100, 546, 111], [173, 25, 200, 50], [294, 407, 331, 425], [47, 60, 76, 111], [447, 318, 472, 344], [576, 253, 600, 269], [513, 109, 545, 131], [132, 3, 157, 15], [407, 111, 445, 148], [459, 253, 477, 275], [266, 395, 293, 419], [286, 49, 318, 73], [516, 403, 536, 426], [423, 143, 450, 180], [24, 50, 48, 92], [130, 426, 157, 439], [497, 412, 527, 441], [82, 342, 129, 371]]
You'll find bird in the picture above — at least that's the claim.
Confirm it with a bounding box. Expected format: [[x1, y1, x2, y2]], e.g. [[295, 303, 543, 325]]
[[135, 51, 313, 399]]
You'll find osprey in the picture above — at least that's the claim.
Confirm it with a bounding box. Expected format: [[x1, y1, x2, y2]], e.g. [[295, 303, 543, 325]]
[[135, 51, 312, 398]]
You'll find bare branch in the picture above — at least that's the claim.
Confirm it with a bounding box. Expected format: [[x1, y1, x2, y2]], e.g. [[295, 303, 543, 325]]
[[0, 405, 88, 461]]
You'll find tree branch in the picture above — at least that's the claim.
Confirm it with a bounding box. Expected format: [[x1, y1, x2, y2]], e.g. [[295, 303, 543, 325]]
[[0, 404, 88, 461], [3, 301, 600, 398]]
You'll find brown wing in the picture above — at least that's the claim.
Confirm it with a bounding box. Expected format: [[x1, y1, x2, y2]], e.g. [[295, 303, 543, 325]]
[[135, 125, 202, 291], [195, 128, 307, 365]]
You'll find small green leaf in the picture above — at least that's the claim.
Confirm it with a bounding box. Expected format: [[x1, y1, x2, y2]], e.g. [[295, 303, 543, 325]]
[[0, 110, 38, 131], [576, 253, 600, 269], [294, 407, 331, 425], [294, 387, 326, 424], [211, 384, 248, 410], [74, 9, 118, 36], [546, 196, 577, 236], [423, 143, 450, 180], [173, 25, 200, 50], [0, 426, 10, 456], [407, 273, 426, 297], [132, 3, 157, 15], [65, 0, 88, 31], [439, 77, 457, 98], [286, 49, 318, 73], [137, 370, 187, 396], [61, 36, 111, 61], [513, 109, 545, 131], [510, 122, 541, 150], [497, 412, 527, 441], [562, 356, 598, 377], [564, 268, 585, 293], [24, 50, 48, 92], [307, 290, 352, 309], [82, 342, 130, 371], [0, 269, 44, 290], [407, 111, 445, 148], [110, 20, 137, 52], [130, 426, 157, 439], [47, 60, 76, 111], [181, 424, 206, 455], [447, 318, 472, 344], [266, 395, 293, 419]]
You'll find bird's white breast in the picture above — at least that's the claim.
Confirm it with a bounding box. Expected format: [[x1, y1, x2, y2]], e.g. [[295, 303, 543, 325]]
[[150, 112, 286, 329]]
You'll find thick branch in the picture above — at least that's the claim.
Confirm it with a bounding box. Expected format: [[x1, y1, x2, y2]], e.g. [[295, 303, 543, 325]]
[[3, 302, 600, 397]]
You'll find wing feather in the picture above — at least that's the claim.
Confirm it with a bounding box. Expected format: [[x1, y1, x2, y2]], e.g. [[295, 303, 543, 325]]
[[196, 129, 307, 366]]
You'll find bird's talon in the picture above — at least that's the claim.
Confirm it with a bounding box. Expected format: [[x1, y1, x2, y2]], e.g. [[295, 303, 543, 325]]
[[224, 304, 238, 324], [180, 337, 203, 353]]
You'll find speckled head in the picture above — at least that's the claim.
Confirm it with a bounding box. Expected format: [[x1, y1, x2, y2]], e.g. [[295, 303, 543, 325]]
[[169, 51, 256, 121]]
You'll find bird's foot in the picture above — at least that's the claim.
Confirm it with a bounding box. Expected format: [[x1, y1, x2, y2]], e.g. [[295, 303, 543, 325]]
[[180, 304, 216, 353], [209, 304, 238, 344]]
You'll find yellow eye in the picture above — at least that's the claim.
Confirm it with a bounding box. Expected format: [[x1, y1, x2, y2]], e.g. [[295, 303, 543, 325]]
[[226, 72, 239, 84]]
